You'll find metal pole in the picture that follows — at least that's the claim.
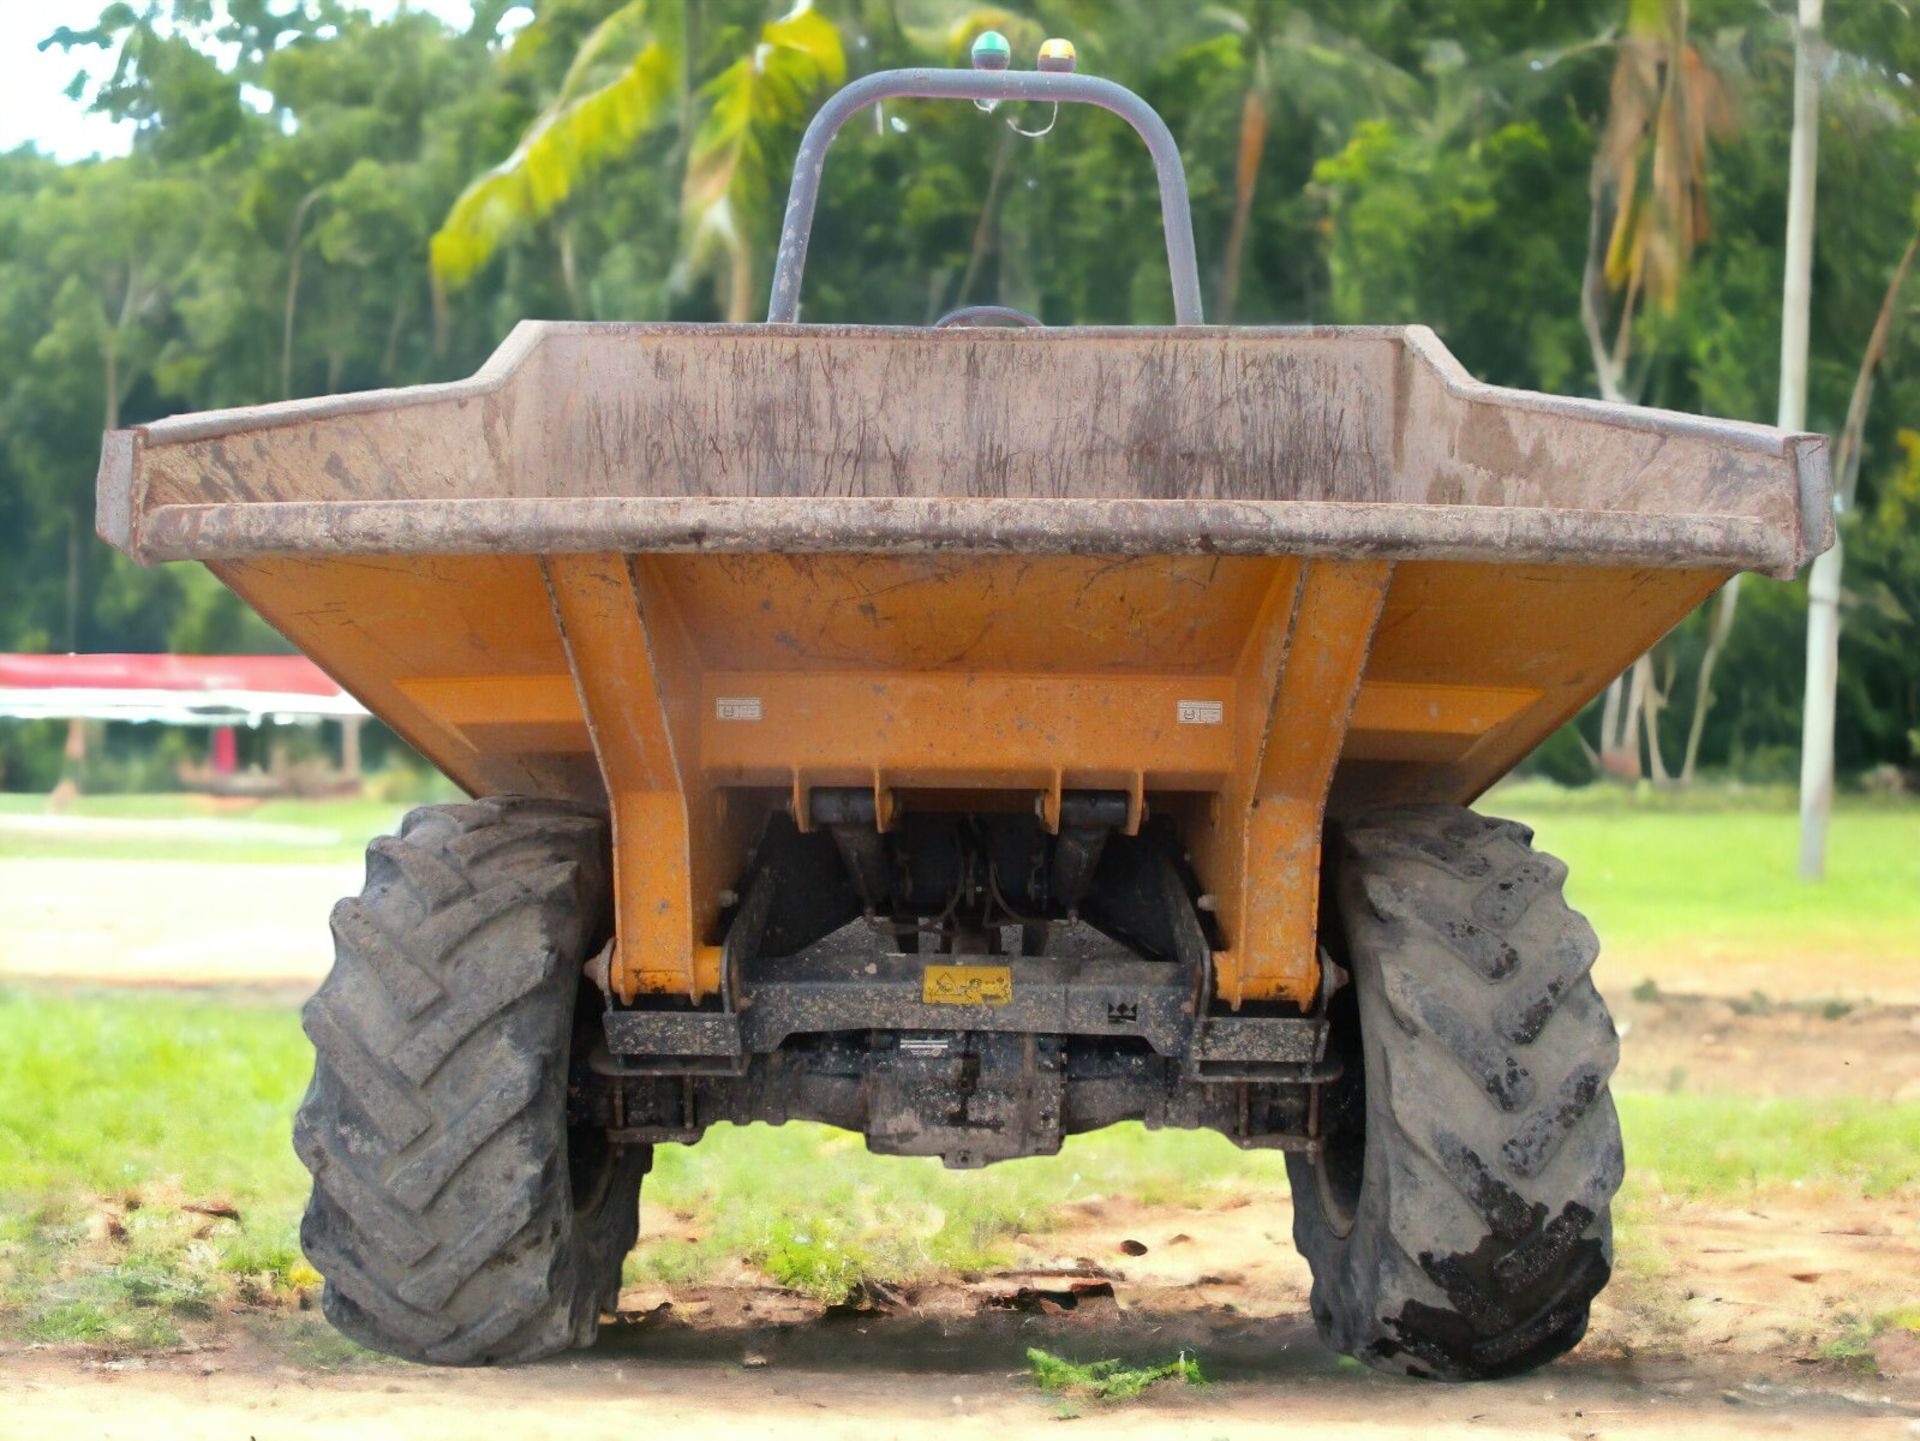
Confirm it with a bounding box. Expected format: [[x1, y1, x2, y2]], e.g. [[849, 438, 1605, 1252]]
[[1788, 0, 1830, 880], [768, 69, 1204, 326]]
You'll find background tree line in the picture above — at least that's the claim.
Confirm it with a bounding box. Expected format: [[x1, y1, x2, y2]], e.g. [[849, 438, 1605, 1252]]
[[1, 0, 1917, 790]]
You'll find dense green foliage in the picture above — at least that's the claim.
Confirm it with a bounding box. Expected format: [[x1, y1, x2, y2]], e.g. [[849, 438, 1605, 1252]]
[[2, 0, 1917, 788]]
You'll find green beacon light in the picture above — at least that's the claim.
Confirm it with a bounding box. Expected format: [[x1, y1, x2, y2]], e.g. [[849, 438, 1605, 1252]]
[[971, 30, 1011, 71]]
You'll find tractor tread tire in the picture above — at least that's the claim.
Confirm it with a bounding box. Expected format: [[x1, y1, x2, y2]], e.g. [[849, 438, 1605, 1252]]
[[295, 796, 645, 1366], [1288, 804, 1622, 1381]]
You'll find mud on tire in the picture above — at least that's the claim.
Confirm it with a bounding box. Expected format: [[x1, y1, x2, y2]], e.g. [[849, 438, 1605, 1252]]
[[1286, 804, 1623, 1381], [294, 796, 647, 1366]]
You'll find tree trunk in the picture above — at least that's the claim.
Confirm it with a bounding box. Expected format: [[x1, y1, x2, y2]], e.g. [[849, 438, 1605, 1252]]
[[558, 219, 582, 317], [954, 131, 1015, 313], [103, 254, 147, 433], [1586, 183, 1644, 786], [1602, 661, 1648, 781], [102, 329, 119, 432], [282, 242, 304, 397], [1680, 575, 1740, 783], [1581, 2, 1707, 783], [65, 509, 80, 652], [1580, 196, 1638, 408], [1623, 658, 1649, 777], [1598, 672, 1626, 777], [282, 188, 323, 399], [1689, 224, 1912, 794], [1217, 82, 1268, 325], [381, 288, 412, 379], [1785, 0, 1829, 879], [51, 715, 89, 807], [1641, 653, 1672, 784], [1831, 230, 1920, 514], [726, 238, 754, 324], [1798, 222, 1919, 874]]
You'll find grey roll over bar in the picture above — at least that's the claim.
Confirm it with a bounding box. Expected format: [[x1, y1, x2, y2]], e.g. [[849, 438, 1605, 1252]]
[[767, 68, 1205, 326]]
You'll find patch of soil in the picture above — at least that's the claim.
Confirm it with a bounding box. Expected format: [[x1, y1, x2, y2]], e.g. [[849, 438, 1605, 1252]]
[[1607, 990, 1920, 1101], [6, 1156, 1918, 1437], [1596, 939, 1920, 1007], [1592, 1192, 1920, 1372], [6, 1201, 1917, 1441], [586, 1187, 1920, 1410]]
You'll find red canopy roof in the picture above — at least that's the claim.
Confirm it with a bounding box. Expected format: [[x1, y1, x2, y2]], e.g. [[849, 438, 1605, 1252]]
[[0, 653, 344, 696], [0, 654, 363, 723]]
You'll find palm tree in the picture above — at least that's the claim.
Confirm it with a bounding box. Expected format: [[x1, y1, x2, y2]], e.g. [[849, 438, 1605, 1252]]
[[1181, 1, 1416, 323], [430, 0, 843, 322], [1582, 0, 1735, 408], [1581, 0, 1736, 781]]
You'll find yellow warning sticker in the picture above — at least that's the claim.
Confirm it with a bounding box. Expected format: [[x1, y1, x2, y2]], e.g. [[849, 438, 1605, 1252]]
[[922, 964, 1013, 1007]]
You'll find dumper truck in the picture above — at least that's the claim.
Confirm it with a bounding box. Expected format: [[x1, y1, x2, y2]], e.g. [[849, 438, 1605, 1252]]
[[96, 55, 1832, 1381]]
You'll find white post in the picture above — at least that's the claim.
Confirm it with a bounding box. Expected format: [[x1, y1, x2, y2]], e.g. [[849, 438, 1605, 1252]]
[[1788, 0, 1830, 879]]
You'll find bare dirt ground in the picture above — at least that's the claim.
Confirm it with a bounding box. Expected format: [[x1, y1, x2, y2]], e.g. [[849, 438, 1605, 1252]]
[[7, 1176, 1919, 1439], [4, 856, 1920, 1437], [1605, 941, 1920, 1008], [1608, 986, 1920, 1101], [6, 1346, 1908, 1441]]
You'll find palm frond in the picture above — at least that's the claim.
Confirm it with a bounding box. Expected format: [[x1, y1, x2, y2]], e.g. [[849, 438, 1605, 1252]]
[[680, 2, 843, 318], [556, 0, 666, 103], [1595, 0, 1735, 312], [430, 5, 677, 292]]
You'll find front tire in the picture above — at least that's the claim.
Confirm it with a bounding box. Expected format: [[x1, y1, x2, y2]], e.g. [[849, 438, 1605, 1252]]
[[294, 796, 646, 1366], [1287, 805, 1623, 1380]]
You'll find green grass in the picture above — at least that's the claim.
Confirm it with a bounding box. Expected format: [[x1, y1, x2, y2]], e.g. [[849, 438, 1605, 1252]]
[[1606, 1193, 1690, 1339], [0, 986, 312, 1349], [628, 1094, 1920, 1299], [1490, 782, 1920, 970], [1026, 1346, 1205, 1402], [1819, 1307, 1920, 1375], [0, 988, 307, 1200], [7, 785, 1918, 984], [2, 785, 1914, 1356], [5, 984, 1918, 1353], [12, 786, 1917, 967], [0, 837, 355, 864], [1618, 1093, 1920, 1199], [0, 793, 399, 827], [628, 1119, 1294, 1302]]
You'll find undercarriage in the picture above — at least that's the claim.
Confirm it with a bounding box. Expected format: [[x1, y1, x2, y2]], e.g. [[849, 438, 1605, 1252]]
[[587, 797, 1332, 1168]]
